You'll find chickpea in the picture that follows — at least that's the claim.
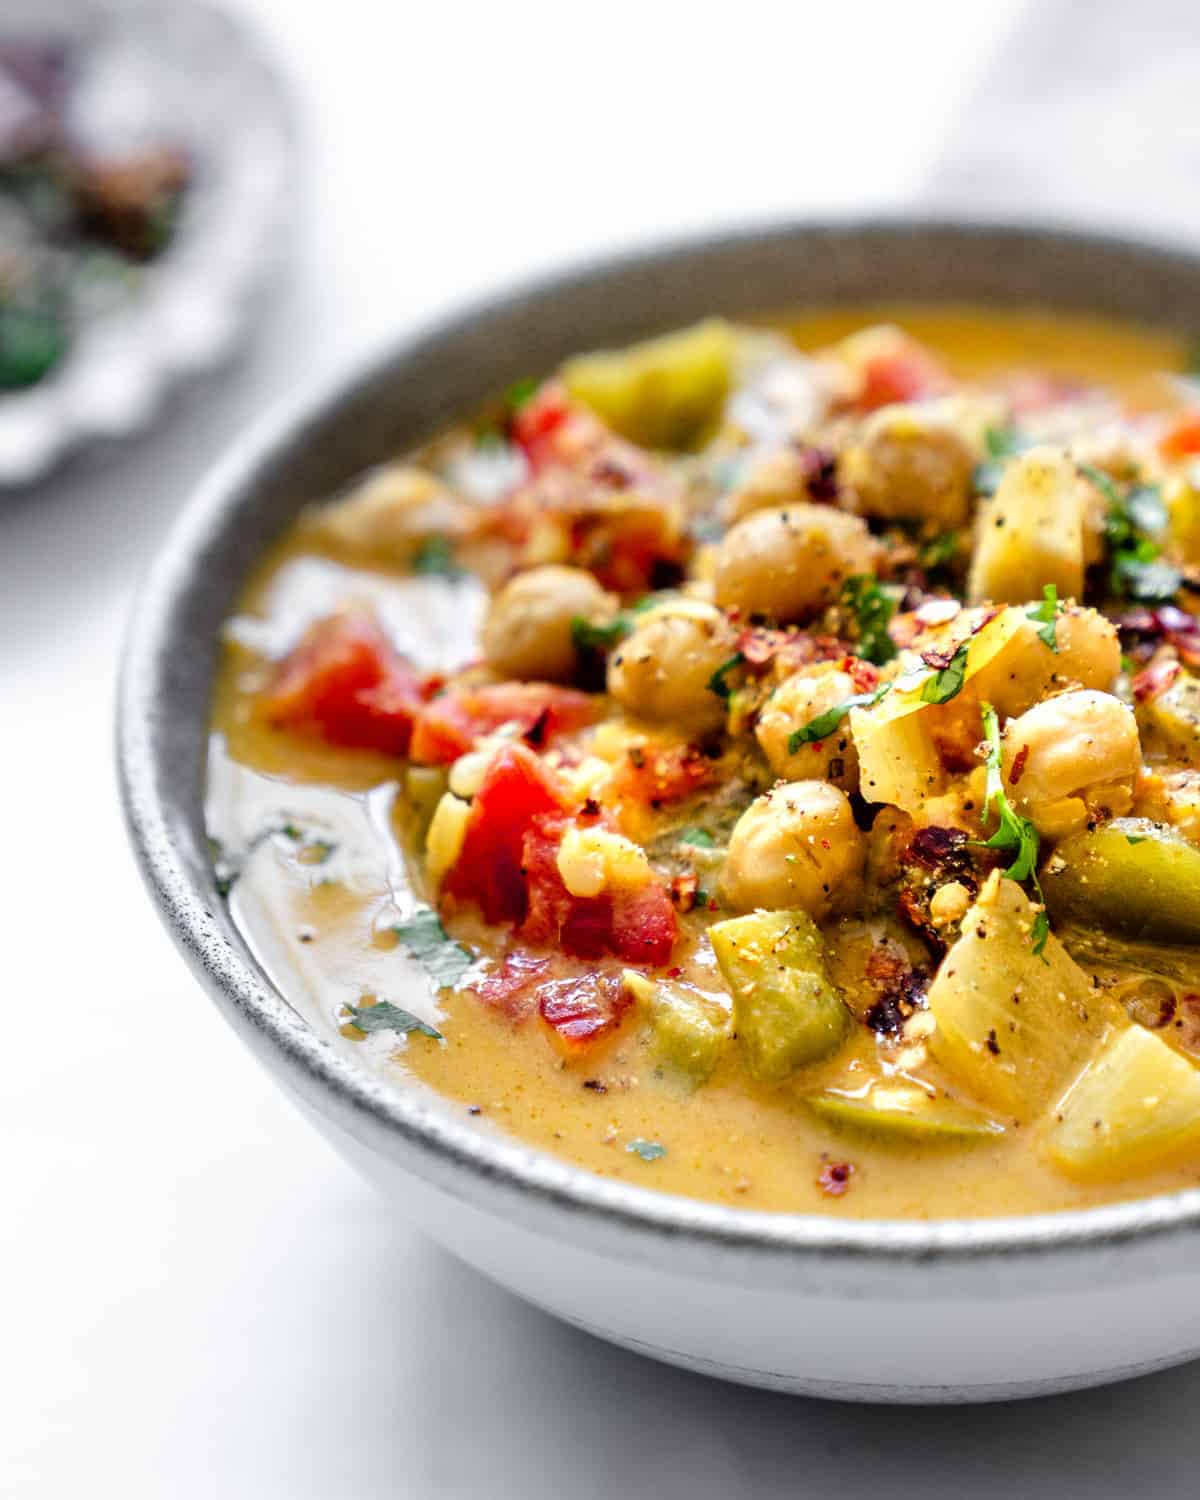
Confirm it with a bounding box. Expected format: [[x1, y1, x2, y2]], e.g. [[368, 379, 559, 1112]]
[[840, 404, 974, 528], [1049, 606, 1121, 694], [755, 668, 860, 790], [314, 464, 465, 560], [725, 445, 818, 524], [719, 781, 865, 919], [713, 503, 876, 623], [608, 599, 732, 733], [1002, 689, 1141, 839], [481, 565, 614, 682]]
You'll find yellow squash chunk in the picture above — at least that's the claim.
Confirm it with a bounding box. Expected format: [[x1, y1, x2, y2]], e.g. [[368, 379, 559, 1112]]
[[967, 446, 1086, 604], [1041, 817, 1200, 946], [1139, 671, 1200, 767], [805, 1082, 1004, 1143], [1047, 1025, 1200, 1180], [710, 910, 849, 1081], [927, 872, 1122, 1118], [562, 318, 735, 451]]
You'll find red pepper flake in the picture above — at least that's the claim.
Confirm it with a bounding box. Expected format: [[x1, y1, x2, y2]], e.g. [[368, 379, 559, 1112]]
[[666, 965, 683, 979], [670, 870, 700, 913], [581, 797, 602, 818], [1008, 744, 1030, 786], [920, 644, 958, 671], [817, 1160, 855, 1197], [522, 707, 552, 748]]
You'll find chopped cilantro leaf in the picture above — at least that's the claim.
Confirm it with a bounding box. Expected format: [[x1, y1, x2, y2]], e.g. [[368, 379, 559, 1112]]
[[345, 1000, 443, 1040], [984, 424, 1024, 460], [919, 641, 969, 704], [1113, 555, 1182, 602], [677, 826, 715, 847], [977, 702, 1049, 958], [842, 575, 898, 666], [626, 1138, 667, 1162], [1026, 583, 1062, 652], [707, 653, 744, 700], [921, 531, 960, 569], [1126, 834, 1148, 846], [571, 614, 632, 653], [788, 684, 890, 753], [411, 535, 461, 578], [504, 376, 540, 411], [393, 905, 474, 989]]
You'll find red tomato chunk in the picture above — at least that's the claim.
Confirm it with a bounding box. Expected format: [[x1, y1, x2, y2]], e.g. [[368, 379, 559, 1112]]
[[409, 682, 595, 765], [263, 613, 428, 756], [444, 744, 677, 970]]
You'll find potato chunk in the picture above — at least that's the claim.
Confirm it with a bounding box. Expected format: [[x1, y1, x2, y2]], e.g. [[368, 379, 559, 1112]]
[[967, 447, 1087, 605], [927, 872, 1122, 1118], [1139, 670, 1200, 767], [1047, 1026, 1200, 1181], [710, 910, 848, 1080], [562, 318, 735, 451]]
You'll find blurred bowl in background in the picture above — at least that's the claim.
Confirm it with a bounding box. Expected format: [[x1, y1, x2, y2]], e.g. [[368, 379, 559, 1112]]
[[0, 0, 293, 486]]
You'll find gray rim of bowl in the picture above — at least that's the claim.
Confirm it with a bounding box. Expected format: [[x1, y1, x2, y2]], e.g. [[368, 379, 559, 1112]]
[[118, 213, 1200, 1272]]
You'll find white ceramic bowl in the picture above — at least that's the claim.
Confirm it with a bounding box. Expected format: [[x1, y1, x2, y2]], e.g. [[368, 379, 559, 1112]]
[[118, 219, 1200, 1402]]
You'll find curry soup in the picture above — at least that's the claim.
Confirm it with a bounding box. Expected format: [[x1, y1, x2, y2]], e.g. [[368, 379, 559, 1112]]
[[208, 305, 1200, 1219]]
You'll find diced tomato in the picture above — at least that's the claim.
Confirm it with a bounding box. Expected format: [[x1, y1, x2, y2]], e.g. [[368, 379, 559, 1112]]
[[584, 517, 684, 595], [611, 743, 718, 812], [1160, 412, 1200, 462], [410, 682, 595, 765], [510, 383, 576, 472], [444, 744, 573, 925], [539, 973, 632, 1050], [858, 346, 948, 413], [262, 612, 427, 756], [442, 744, 678, 968]]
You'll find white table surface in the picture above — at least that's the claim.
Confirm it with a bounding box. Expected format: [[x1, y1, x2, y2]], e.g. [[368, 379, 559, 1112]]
[[6, 2, 1200, 1493]]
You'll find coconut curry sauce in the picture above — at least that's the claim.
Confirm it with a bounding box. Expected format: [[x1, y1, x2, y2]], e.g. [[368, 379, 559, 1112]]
[[209, 305, 1200, 1218]]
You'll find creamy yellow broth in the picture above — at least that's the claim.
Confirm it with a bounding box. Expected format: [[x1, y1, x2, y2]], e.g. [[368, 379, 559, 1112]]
[[209, 305, 1200, 1218]]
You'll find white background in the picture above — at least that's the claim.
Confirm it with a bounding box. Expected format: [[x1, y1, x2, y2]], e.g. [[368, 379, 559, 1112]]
[[5, 1, 1200, 1493]]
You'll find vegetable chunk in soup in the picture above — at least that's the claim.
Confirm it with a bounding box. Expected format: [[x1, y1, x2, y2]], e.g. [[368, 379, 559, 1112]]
[[209, 304, 1200, 1218]]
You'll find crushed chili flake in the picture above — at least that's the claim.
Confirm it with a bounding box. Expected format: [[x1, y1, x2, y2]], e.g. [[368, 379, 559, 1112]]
[[522, 707, 552, 748], [1008, 744, 1030, 786], [582, 1078, 608, 1093], [817, 1160, 855, 1197], [670, 870, 700, 913]]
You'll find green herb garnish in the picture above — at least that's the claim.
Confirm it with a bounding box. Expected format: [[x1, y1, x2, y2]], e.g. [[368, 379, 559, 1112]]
[[411, 535, 462, 578], [787, 684, 890, 753], [842, 575, 897, 666], [626, 1138, 667, 1162], [571, 615, 633, 653], [977, 702, 1049, 957], [974, 426, 1028, 496], [919, 641, 969, 704], [921, 531, 960, 569], [504, 375, 540, 411], [393, 905, 474, 989], [1082, 465, 1180, 602], [1126, 834, 1148, 846], [707, 653, 744, 700], [345, 1000, 443, 1040], [677, 826, 716, 847], [1026, 583, 1062, 652]]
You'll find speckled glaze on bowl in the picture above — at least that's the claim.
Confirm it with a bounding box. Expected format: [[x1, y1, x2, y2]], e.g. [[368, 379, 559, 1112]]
[[118, 219, 1200, 1403]]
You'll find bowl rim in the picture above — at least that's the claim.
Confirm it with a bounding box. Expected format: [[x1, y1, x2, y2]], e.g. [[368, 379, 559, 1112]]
[[118, 211, 1200, 1271]]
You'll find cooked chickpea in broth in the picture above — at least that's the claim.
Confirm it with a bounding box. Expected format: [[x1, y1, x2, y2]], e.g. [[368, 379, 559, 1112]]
[[209, 305, 1200, 1217]]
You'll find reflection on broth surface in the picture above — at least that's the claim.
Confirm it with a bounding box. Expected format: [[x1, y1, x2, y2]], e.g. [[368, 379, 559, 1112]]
[[209, 305, 1200, 1218]]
